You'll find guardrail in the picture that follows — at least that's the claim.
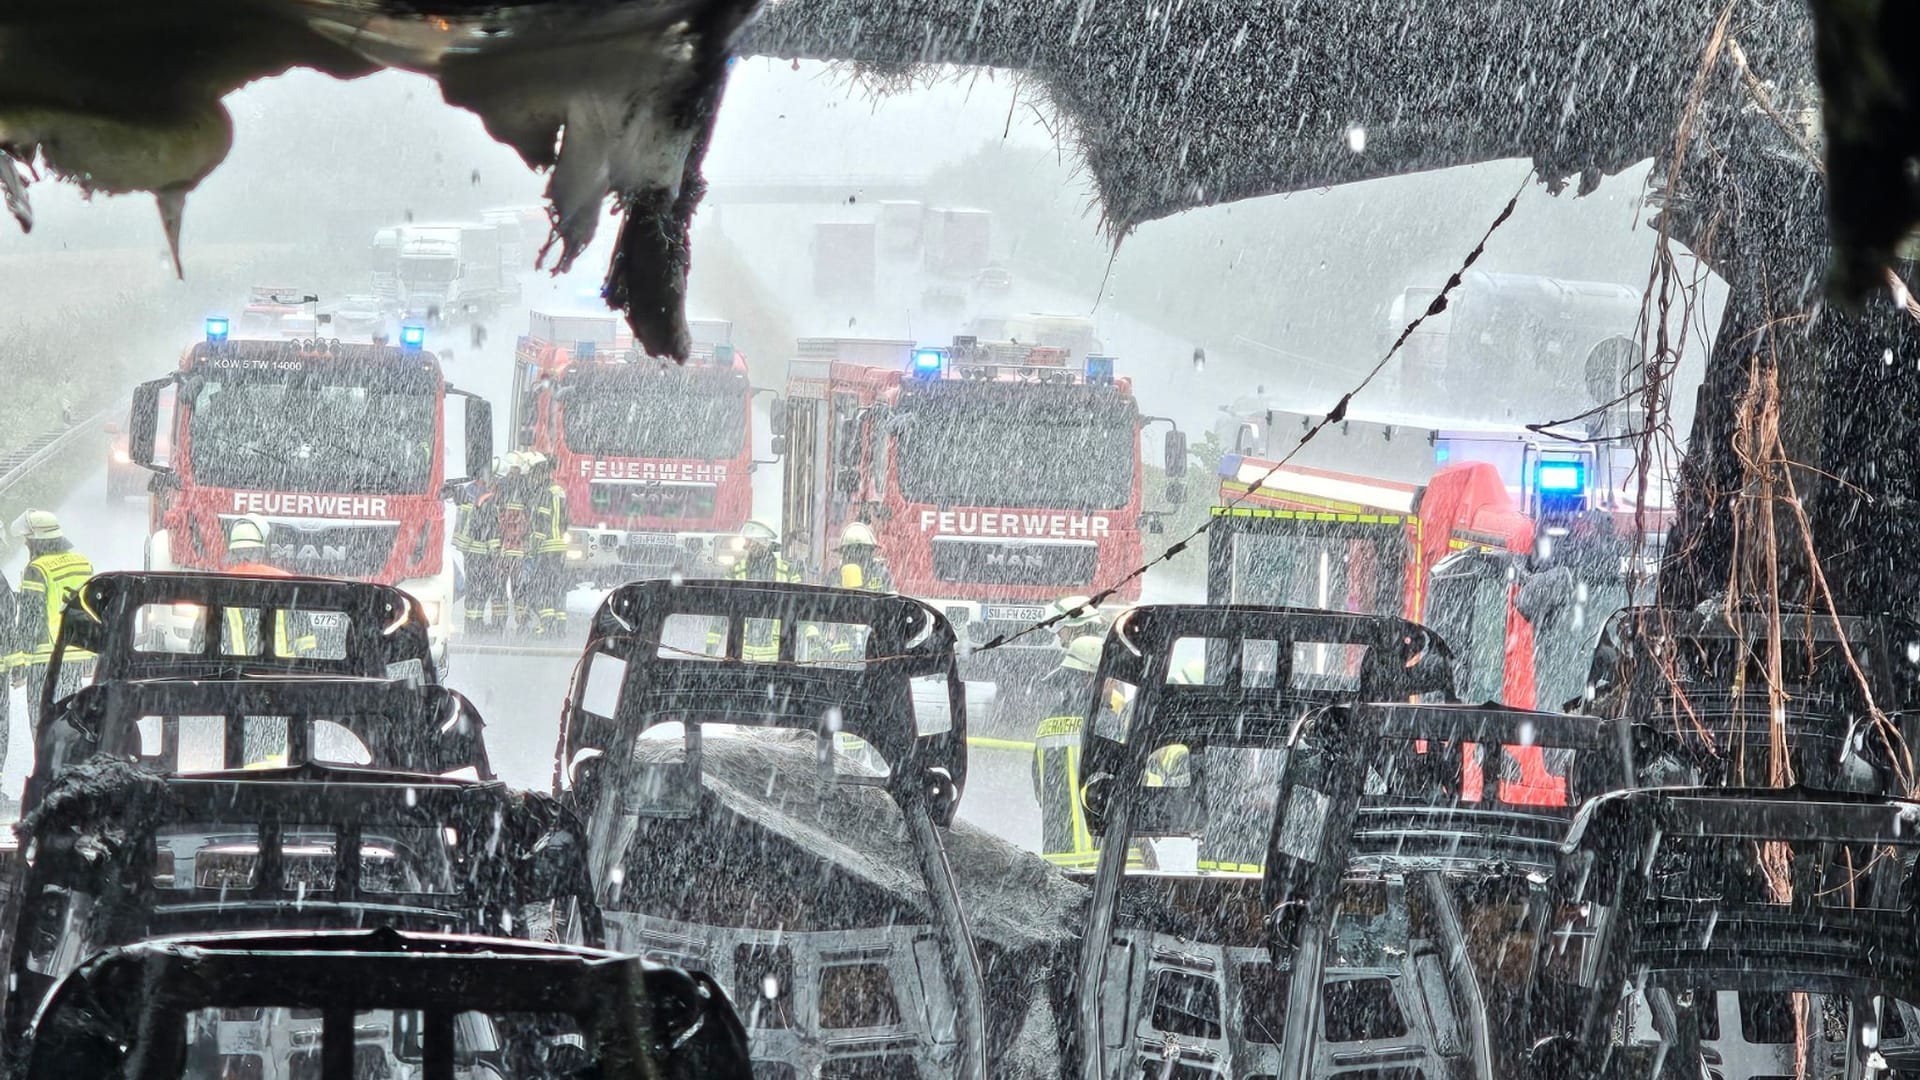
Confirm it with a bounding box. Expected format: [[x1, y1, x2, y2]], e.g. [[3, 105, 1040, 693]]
[[0, 405, 114, 503]]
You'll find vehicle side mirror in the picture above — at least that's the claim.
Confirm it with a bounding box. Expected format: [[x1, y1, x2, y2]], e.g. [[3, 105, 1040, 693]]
[[770, 434, 789, 457], [129, 379, 170, 470], [1165, 481, 1187, 505], [1164, 429, 1189, 479], [1080, 773, 1113, 836], [769, 396, 788, 435], [464, 397, 494, 480], [835, 466, 861, 494]]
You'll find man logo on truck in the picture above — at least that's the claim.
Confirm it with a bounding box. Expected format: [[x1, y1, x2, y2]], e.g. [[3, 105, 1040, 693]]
[[269, 543, 348, 563]]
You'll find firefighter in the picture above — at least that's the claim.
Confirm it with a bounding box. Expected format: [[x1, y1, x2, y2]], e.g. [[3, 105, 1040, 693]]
[[10, 511, 92, 727], [223, 514, 285, 575], [494, 452, 534, 634], [451, 458, 502, 636], [712, 520, 800, 661], [218, 516, 320, 659], [1031, 636, 1106, 870], [834, 522, 893, 592], [1051, 594, 1107, 647], [526, 452, 571, 637]]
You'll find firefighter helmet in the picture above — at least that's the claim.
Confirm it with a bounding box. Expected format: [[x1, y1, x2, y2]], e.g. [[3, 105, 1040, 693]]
[[23, 510, 61, 541], [227, 514, 271, 554], [1052, 595, 1101, 629], [740, 520, 779, 546], [838, 521, 878, 549], [1058, 634, 1104, 675], [522, 450, 549, 470]]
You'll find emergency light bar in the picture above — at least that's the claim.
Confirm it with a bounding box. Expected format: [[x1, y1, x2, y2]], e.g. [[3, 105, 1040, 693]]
[[399, 325, 426, 350], [575, 339, 597, 359], [1534, 459, 1588, 516], [911, 348, 947, 378], [205, 317, 230, 344], [1084, 354, 1116, 384]]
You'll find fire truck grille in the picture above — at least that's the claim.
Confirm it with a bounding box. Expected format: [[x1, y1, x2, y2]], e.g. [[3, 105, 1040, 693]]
[[226, 517, 399, 578], [930, 537, 1098, 587]]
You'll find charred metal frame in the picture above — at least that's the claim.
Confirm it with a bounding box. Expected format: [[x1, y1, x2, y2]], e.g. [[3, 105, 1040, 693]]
[[1585, 606, 1920, 794], [1264, 702, 1636, 1080], [1533, 786, 1920, 1078], [46, 571, 439, 717], [26, 676, 492, 813], [1071, 604, 1456, 1080], [559, 578, 987, 1080], [5, 767, 601, 1053], [19, 928, 751, 1079]]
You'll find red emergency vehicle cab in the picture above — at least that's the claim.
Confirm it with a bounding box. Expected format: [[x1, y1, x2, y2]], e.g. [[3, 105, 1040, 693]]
[[510, 311, 757, 583], [127, 318, 493, 665], [1208, 414, 1668, 712], [778, 337, 1179, 668]]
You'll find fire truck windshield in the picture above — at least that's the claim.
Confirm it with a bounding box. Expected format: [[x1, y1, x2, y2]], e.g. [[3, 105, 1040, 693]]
[[559, 366, 746, 459], [185, 363, 438, 495], [895, 384, 1135, 509]]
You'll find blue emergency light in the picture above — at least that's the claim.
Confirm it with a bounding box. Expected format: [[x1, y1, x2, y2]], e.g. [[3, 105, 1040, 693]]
[[399, 324, 427, 350], [576, 339, 597, 359], [911, 348, 946, 378], [205, 316, 230, 343], [1084, 354, 1116, 383], [1534, 459, 1589, 516]]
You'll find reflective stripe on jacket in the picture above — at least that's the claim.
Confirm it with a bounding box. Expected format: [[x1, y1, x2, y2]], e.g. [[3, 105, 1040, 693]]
[[532, 483, 569, 554], [20, 550, 92, 664]]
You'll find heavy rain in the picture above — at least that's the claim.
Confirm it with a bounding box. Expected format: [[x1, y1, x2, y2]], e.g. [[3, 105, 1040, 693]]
[[1, 2, 1917, 1077]]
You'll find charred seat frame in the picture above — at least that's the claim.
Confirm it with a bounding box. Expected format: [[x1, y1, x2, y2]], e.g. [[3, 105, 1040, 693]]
[[1070, 604, 1456, 1080], [1264, 701, 1636, 1080], [558, 578, 988, 1080], [19, 927, 750, 1080], [1530, 785, 1920, 1079], [5, 763, 602, 1055], [26, 676, 493, 815]]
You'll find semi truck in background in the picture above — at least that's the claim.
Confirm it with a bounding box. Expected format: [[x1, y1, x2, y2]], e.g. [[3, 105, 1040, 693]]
[[511, 310, 759, 585], [1385, 270, 1642, 417], [125, 317, 493, 668], [480, 205, 550, 304], [777, 335, 1185, 719], [811, 221, 877, 301], [879, 199, 924, 254], [922, 207, 992, 277], [372, 222, 508, 323]]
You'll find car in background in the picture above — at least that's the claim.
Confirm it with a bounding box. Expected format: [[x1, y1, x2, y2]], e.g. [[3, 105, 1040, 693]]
[[975, 264, 1012, 292], [325, 293, 387, 339]]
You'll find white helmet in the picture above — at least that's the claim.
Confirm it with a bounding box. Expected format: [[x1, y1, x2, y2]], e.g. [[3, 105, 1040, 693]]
[[23, 510, 61, 541], [1058, 634, 1103, 675], [227, 514, 271, 554], [1051, 595, 1102, 630], [740, 520, 779, 546], [839, 521, 878, 548]]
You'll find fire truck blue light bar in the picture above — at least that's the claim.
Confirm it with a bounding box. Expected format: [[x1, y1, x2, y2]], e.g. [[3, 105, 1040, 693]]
[[205, 316, 230, 343], [400, 325, 427, 350]]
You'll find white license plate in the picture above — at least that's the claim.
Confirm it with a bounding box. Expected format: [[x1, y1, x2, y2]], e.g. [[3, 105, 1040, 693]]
[[305, 612, 346, 630], [626, 532, 677, 548], [982, 604, 1048, 623]]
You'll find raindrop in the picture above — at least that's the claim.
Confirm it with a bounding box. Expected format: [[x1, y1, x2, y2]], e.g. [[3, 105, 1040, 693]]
[[1192, 347, 1206, 373], [1517, 720, 1537, 747], [1885, 348, 1896, 365], [825, 706, 844, 733], [1345, 124, 1368, 154], [405, 787, 418, 807], [761, 974, 781, 999]]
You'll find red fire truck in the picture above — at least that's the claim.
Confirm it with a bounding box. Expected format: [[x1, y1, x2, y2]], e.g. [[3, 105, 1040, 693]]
[[777, 336, 1186, 689], [510, 310, 758, 584], [126, 317, 493, 667], [1207, 407, 1669, 710]]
